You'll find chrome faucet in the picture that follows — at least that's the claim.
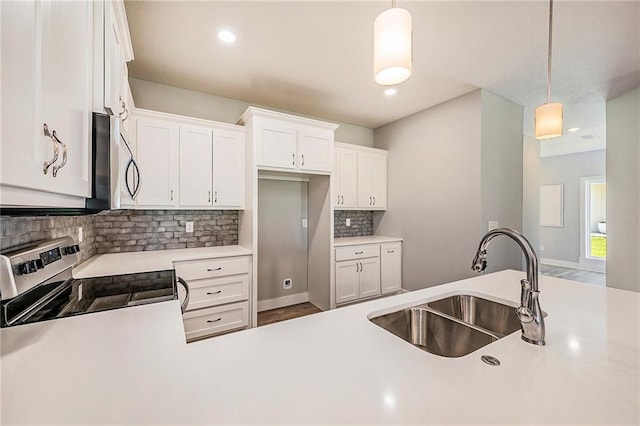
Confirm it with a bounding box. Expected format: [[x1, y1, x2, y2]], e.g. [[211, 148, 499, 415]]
[[471, 228, 545, 346]]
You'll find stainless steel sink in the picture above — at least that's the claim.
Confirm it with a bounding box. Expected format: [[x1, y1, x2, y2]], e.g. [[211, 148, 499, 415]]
[[427, 294, 521, 338], [370, 306, 497, 358], [369, 294, 528, 357]]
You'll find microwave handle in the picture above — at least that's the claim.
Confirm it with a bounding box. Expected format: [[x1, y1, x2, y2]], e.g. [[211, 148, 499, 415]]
[[125, 156, 141, 200]]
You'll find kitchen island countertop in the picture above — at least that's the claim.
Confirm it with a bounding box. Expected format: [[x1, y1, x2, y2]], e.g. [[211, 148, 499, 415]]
[[1, 270, 638, 425]]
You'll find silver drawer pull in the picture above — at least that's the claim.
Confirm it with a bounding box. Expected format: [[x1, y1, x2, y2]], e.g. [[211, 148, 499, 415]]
[[206, 318, 222, 323], [206, 290, 222, 295], [207, 267, 222, 272], [387, 250, 395, 253], [355, 251, 364, 255]]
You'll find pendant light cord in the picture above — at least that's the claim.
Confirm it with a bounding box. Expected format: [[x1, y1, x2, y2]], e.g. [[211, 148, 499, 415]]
[[546, 0, 554, 103]]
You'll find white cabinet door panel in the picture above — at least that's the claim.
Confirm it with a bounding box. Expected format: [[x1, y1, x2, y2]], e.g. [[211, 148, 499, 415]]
[[335, 261, 359, 304], [371, 154, 387, 209], [298, 130, 332, 173], [179, 126, 212, 207], [359, 257, 381, 298], [136, 118, 179, 207], [256, 124, 297, 169], [340, 149, 357, 208], [381, 243, 402, 294], [213, 129, 244, 208]]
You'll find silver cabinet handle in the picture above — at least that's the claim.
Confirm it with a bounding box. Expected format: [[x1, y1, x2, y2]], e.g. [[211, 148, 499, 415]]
[[42, 123, 59, 175], [125, 156, 141, 200], [292, 153, 295, 165], [341, 195, 344, 204], [355, 251, 364, 255], [177, 277, 190, 314], [119, 95, 129, 122], [214, 191, 218, 203], [373, 196, 376, 206], [337, 195, 340, 205], [170, 190, 174, 201], [356, 262, 360, 272], [207, 267, 222, 272], [387, 250, 395, 253], [207, 318, 222, 323], [206, 290, 222, 295], [208, 190, 211, 203], [369, 196, 373, 206], [301, 154, 305, 166]]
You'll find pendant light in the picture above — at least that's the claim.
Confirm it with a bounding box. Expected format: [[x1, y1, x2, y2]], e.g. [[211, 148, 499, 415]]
[[373, 0, 412, 86], [535, 0, 563, 140]]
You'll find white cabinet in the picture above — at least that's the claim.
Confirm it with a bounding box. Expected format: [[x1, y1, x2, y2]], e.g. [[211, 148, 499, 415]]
[[136, 118, 179, 207], [179, 126, 213, 207], [240, 107, 338, 175], [357, 151, 387, 210], [335, 244, 381, 305], [381, 242, 402, 294], [1, 0, 93, 201], [135, 110, 244, 210], [333, 147, 357, 208], [175, 255, 251, 342], [335, 240, 402, 305]]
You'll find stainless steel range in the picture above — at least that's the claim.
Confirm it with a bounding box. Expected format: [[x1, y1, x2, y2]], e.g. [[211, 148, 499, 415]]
[[0, 237, 188, 328]]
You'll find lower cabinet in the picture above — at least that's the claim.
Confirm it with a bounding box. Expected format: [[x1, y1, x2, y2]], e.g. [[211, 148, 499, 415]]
[[335, 241, 402, 305], [174, 255, 251, 342]]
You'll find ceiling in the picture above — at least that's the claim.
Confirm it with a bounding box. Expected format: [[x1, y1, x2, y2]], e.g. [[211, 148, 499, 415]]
[[125, 1, 640, 129]]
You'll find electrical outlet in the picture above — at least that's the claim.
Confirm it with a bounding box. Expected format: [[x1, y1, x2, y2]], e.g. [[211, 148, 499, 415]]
[[302, 219, 308, 228], [78, 226, 83, 242], [185, 222, 194, 233], [346, 218, 351, 227], [488, 221, 499, 231], [283, 278, 292, 290]]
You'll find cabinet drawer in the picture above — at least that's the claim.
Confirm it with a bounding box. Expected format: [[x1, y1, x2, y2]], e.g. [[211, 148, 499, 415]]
[[179, 274, 249, 311], [174, 256, 250, 281], [335, 244, 379, 261], [183, 302, 249, 341], [381, 242, 401, 254]]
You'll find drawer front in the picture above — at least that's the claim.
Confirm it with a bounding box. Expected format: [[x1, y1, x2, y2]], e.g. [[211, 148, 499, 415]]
[[335, 244, 379, 261], [183, 302, 249, 341], [179, 274, 249, 311], [174, 256, 250, 281]]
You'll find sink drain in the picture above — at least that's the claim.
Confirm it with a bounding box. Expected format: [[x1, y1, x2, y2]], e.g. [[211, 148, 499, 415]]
[[481, 355, 501, 366]]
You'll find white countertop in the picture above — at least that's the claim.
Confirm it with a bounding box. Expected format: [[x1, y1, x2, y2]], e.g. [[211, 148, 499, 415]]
[[1, 270, 639, 425], [334, 235, 403, 246], [73, 245, 252, 278]]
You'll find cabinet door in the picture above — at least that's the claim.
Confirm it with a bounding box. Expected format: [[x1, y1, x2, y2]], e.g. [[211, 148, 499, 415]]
[[357, 153, 374, 208], [359, 257, 381, 298], [136, 118, 179, 207], [370, 153, 387, 209], [104, 1, 123, 116], [256, 122, 297, 170], [335, 261, 359, 304], [179, 125, 213, 207], [213, 129, 244, 208], [339, 149, 357, 208], [298, 129, 332, 173], [381, 243, 402, 294], [332, 149, 342, 208]]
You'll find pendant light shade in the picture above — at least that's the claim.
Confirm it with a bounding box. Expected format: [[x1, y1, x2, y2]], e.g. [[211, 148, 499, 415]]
[[535, 102, 563, 139], [373, 7, 412, 86], [535, 0, 563, 140]]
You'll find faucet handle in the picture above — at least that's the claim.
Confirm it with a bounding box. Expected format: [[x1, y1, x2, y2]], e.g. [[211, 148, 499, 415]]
[[471, 250, 488, 273]]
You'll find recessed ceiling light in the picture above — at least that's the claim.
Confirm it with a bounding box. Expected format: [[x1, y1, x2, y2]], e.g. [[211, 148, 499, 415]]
[[218, 30, 236, 43], [567, 127, 580, 132], [384, 88, 397, 96]]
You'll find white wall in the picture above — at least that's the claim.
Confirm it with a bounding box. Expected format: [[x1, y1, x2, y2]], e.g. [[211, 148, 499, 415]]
[[373, 91, 483, 290], [606, 86, 640, 292], [522, 135, 541, 256], [129, 78, 374, 147], [480, 91, 524, 273], [539, 150, 606, 263]]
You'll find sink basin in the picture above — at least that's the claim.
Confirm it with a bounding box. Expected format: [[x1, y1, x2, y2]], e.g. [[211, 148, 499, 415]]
[[427, 294, 521, 337], [369, 293, 531, 357], [370, 305, 497, 357]]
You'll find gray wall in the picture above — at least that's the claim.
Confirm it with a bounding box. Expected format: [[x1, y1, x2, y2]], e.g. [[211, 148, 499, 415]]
[[539, 150, 606, 263], [257, 179, 308, 301], [334, 211, 373, 237], [480, 91, 524, 273], [129, 78, 374, 147], [522, 135, 541, 256], [606, 86, 640, 292], [373, 91, 483, 290]]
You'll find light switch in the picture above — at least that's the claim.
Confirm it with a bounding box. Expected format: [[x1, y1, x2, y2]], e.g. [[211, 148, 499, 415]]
[[346, 218, 351, 227]]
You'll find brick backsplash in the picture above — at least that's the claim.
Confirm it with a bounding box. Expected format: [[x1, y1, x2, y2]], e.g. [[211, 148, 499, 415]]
[[0, 209, 239, 259], [334, 211, 374, 237], [0, 215, 96, 263], [94, 210, 238, 253]]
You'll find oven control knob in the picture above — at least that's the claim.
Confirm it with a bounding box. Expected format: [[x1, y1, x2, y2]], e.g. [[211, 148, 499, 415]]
[[63, 245, 80, 255], [18, 260, 39, 275]]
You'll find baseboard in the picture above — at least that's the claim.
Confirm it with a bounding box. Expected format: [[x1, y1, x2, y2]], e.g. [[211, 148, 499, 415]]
[[541, 258, 605, 273], [578, 257, 606, 273], [257, 292, 309, 312]]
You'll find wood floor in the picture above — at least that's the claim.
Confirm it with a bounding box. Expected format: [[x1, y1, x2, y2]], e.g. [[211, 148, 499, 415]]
[[541, 264, 606, 287], [257, 302, 323, 327]]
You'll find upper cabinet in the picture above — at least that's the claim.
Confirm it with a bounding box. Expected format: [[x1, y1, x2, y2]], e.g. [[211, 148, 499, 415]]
[[333, 143, 388, 211], [1, 0, 93, 204], [134, 110, 245, 210], [239, 107, 338, 175]]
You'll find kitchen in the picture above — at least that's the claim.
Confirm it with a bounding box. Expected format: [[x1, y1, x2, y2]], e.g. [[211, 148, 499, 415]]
[[1, 1, 639, 424]]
